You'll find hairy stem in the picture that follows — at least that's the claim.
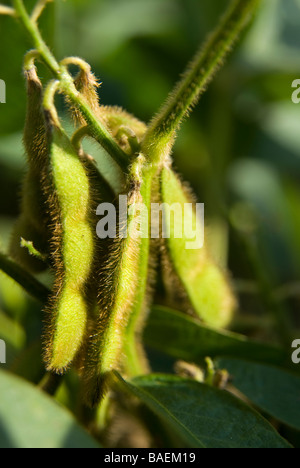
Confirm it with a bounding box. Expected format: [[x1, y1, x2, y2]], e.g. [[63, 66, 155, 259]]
[[143, 0, 261, 165], [13, 0, 60, 74], [12, 0, 128, 171], [60, 72, 128, 171]]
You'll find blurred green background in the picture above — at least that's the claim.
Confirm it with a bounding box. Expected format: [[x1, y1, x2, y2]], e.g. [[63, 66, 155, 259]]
[[0, 0, 300, 380]]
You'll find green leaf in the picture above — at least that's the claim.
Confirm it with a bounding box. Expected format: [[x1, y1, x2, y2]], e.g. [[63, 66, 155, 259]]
[[0, 370, 101, 448], [145, 306, 288, 366], [217, 358, 300, 431], [242, 0, 300, 70], [0, 133, 24, 169], [0, 310, 25, 350], [115, 373, 291, 448]]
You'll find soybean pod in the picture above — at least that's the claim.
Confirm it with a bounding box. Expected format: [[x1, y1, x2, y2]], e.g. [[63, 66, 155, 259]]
[[160, 166, 236, 328], [83, 155, 152, 406], [9, 58, 50, 272], [43, 83, 96, 373], [62, 58, 101, 128]]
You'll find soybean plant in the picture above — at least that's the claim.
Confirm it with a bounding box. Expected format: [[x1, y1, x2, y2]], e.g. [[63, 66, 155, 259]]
[[0, 0, 261, 407]]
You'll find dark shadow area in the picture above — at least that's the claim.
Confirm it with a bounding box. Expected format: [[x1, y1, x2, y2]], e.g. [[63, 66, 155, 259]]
[[0, 418, 15, 449], [0, 163, 21, 216]]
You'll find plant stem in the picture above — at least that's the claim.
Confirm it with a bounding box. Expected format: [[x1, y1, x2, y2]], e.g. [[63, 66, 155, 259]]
[[12, 0, 128, 171], [0, 4, 15, 15], [59, 70, 129, 171], [39, 372, 63, 396], [43, 79, 60, 125], [13, 0, 60, 74], [20, 238, 47, 263], [0, 251, 50, 303], [204, 357, 215, 387], [71, 125, 91, 151], [142, 0, 261, 166], [31, 0, 52, 23]]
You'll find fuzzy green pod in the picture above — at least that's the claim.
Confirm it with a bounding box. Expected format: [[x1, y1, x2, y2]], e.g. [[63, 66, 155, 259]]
[[43, 115, 96, 373], [9, 66, 50, 271], [66, 62, 101, 127], [160, 167, 236, 328], [83, 155, 151, 405]]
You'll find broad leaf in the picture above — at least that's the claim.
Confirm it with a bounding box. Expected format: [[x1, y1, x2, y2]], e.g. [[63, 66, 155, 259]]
[[145, 306, 288, 366], [0, 370, 101, 448], [217, 358, 300, 431], [115, 373, 291, 448]]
